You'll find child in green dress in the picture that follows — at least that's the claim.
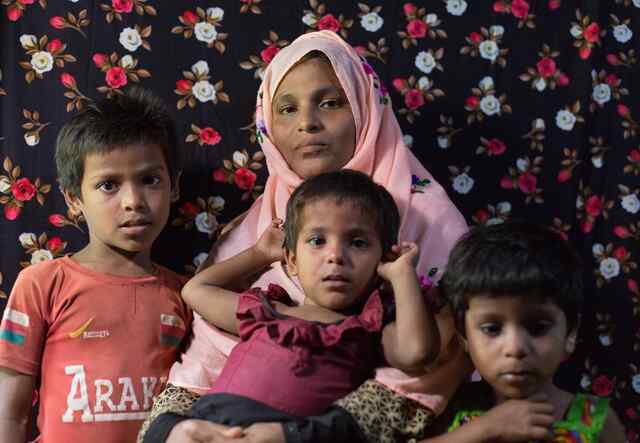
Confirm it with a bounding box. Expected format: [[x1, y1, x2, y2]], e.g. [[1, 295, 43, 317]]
[[421, 221, 625, 443]]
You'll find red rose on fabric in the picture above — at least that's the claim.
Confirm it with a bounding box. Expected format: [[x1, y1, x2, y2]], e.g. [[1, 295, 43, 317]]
[[404, 89, 424, 110], [406, 19, 427, 38], [469, 32, 483, 44], [486, 138, 507, 155], [212, 168, 227, 182], [613, 247, 627, 261], [260, 45, 280, 64], [403, 3, 417, 16], [92, 53, 108, 68], [557, 73, 570, 86], [630, 149, 640, 162], [465, 96, 480, 109], [317, 14, 340, 32], [500, 176, 513, 189], [557, 169, 572, 183], [583, 22, 600, 43], [591, 375, 613, 397], [46, 39, 63, 53], [517, 172, 537, 194], [46, 237, 63, 252], [585, 195, 602, 216], [60, 73, 76, 89], [392, 78, 407, 92], [629, 279, 639, 293], [11, 178, 37, 201], [606, 54, 620, 66], [112, 0, 133, 13], [579, 46, 592, 60], [536, 57, 556, 78], [49, 214, 66, 227], [50, 16, 65, 29], [106, 67, 127, 89], [605, 74, 618, 86], [180, 202, 199, 218], [548, 0, 561, 9], [199, 127, 221, 145], [4, 204, 21, 220], [234, 168, 257, 190], [580, 220, 593, 234], [182, 10, 198, 25], [19, 0, 35, 4], [617, 104, 630, 118], [511, 0, 530, 18], [613, 225, 630, 239], [474, 209, 490, 223], [175, 80, 192, 93], [493, 1, 506, 12], [7, 5, 22, 21]]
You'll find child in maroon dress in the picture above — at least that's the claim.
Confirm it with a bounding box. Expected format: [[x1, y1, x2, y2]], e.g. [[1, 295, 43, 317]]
[[179, 169, 441, 432]]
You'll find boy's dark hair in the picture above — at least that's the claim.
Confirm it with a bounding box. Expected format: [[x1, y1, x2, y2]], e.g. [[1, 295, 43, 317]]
[[440, 221, 583, 333], [55, 86, 179, 198], [284, 169, 400, 255]]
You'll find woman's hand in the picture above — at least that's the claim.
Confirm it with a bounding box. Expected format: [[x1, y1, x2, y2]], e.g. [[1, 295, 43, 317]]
[[254, 219, 285, 264], [166, 419, 244, 443], [377, 242, 419, 283]]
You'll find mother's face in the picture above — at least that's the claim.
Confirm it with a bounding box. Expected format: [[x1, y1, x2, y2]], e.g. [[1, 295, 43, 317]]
[[271, 57, 356, 179]]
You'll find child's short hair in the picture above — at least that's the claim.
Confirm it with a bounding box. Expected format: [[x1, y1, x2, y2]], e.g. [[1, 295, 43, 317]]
[[55, 86, 179, 197], [440, 221, 583, 333], [284, 169, 400, 255]]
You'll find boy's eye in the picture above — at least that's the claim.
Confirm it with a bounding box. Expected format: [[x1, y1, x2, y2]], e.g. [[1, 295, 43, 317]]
[[479, 323, 501, 336], [98, 181, 118, 192], [351, 238, 368, 248], [143, 175, 161, 186], [306, 235, 325, 246], [527, 321, 553, 337]]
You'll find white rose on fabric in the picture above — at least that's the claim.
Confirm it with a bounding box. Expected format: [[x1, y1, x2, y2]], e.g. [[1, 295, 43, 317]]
[[489, 25, 504, 37], [193, 252, 209, 268], [31, 249, 54, 265], [192, 80, 217, 103], [480, 95, 500, 116], [446, 0, 467, 16], [592, 243, 604, 255], [120, 55, 134, 69], [195, 212, 218, 234], [119, 27, 142, 52], [19, 232, 37, 248], [598, 334, 612, 347], [437, 136, 450, 149], [516, 158, 529, 172], [613, 24, 632, 43], [424, 14, 438, 25], [0, 177, 11, 193], [576, 195, 584, 209], [534, 78, 547, 92], [592, 83, 611, 105], [599, 257, 620, 280], [206, 7, 224, 20], [479, 76, 494, 91], [555, 109, 577, 131], [30, 51, 54, 74], [403, 134, 413, 148], [417, 76, 432, 91], [452, 173, 474, 194], [194, 22, 217, 43], [591, 156, 603, 168], [479, 40, 499, 61], [19, 34, 37, 49], [634, 0, 640, 7], [302, 13, 317, 26], [486, 217, 504, 226], [24, 133, 39, 146], [210, 196, 225, 211], [621, 194, 640, 214], [570, 25, 583, 37], [233, 151, 249, 166], [360, 12, 383, 32], [632, 374, 640, 394], [192, 60, 210, 76], [534, 118, 545, 130], [496, 201, 511, 214], [415, 51, 436, 74], [580, 374, 591, 390]]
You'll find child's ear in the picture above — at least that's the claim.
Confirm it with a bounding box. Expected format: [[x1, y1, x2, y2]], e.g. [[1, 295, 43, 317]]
[[285, 248, 298, 276], [170, 170, 182, 203], [62, 189, 83, 216]]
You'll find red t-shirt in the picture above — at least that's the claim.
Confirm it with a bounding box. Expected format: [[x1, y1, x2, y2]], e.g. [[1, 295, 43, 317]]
[[0, 257, 191, 443]]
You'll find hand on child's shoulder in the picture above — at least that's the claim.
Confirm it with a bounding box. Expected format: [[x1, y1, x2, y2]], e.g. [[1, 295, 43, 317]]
[[377, 242, 419, 281], [481, 394, 555, 442], [254, 219, 285, 264]]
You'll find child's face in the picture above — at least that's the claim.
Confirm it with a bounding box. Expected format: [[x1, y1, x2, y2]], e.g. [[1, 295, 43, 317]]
[[286, 198, 382, 311], [464, 294, 575, 403], [271, 57, 356, 179], [64, 143, 172, 260]]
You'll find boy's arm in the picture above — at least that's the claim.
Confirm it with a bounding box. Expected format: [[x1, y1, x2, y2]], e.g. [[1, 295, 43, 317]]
[[0, 367, 35, 443], [379, 243, 440, 374], [599, 406, 626, 443], [182, 221, 285, 334]]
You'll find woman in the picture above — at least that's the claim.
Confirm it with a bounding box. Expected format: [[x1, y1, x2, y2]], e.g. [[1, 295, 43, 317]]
[[139, 30, 469, 443]]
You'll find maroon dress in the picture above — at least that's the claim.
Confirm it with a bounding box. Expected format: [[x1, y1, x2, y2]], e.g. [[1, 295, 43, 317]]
[[209, 283, 387, 416]]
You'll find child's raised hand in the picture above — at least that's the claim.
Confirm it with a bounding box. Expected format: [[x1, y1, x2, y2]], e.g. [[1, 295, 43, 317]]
[[254, 219, 285, 264], [481, 394, 555, 442], [377, 242, 419, 282]]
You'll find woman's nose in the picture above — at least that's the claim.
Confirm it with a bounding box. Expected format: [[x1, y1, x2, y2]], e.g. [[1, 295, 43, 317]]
[[297, 107, 321, 132]]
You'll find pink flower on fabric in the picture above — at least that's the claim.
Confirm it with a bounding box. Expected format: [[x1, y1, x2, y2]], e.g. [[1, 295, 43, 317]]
[[583, 22, 600, 43], [486, 138, 506, 155], [260, 45, 280, 64], [175, 80, 192, 93], [318, 14, 340, 32], [92, 53, 108, 68], [406, 19, 427, 38], [11, 178, 37, 201], [403, 3, 417, 16], [404, 89, 424, 110], [106, 67, 127, 89], [517, 172, 536, 194], [112, 0, 133, 13], [199, 128, 221, 145], [511, 0, 530, 18], [4, 204, 21, 220], [180, 202, 199, 218], [46, 237, 63, 252], [585, 195, 602, 217], [234, 168, 257, 190], [49, 214, 66, 227], [591, 375, 613, 397], [468, 32, 483, 44], [212, 168, 227, 183], [182, 10, 198, 25], [46, 39, 63, 54], [536, 57, 556, 78]]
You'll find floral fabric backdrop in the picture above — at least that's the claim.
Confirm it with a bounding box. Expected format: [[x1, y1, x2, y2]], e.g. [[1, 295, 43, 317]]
[[0, 0, 639, 438]]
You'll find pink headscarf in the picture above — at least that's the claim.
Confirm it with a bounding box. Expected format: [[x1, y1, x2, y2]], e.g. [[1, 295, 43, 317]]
[[169, 31, 469, 413]]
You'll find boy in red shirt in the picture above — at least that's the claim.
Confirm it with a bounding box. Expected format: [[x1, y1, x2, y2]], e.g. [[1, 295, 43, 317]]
[[0, 87, 192, 442]]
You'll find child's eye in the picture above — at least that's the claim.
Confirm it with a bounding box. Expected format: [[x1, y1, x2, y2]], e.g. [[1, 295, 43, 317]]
[[307, 235, 325, 246], [143, 175, 161, 186], [98, 181, 118, 193], [527, 321, 553, 337], [479, 323, 501, 336], [351, 238, 369, 248]]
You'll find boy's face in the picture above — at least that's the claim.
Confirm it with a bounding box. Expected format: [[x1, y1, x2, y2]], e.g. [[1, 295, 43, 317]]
[[64, 144, 172, 261], [464, 294, 576, 403], [286, 198, 382, 311]]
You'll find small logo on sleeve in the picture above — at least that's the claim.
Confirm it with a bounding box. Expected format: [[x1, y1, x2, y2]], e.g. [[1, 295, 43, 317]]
[[159, 314, 185, 348], [0, 308, 30, 346]]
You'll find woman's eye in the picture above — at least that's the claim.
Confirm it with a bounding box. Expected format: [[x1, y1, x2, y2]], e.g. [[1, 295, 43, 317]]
[[279, 104, 296, 114], [320, 99, 340, 109], [307, 236, 325, 246], [98, 181, 117, 192]]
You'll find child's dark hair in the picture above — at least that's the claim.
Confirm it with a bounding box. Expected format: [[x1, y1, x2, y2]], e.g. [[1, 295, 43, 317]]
[[55, 86, 179, 197], [284, 169, 399, 255], [440, 221, 583, 333]]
